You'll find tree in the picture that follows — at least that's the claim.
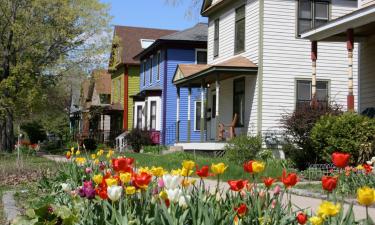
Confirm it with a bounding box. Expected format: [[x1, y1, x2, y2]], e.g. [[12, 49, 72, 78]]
[[165, 0, 203, 19], [0, 0, 111, 152]]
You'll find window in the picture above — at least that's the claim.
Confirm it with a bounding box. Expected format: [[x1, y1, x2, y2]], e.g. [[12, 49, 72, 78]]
[[117, 79, 121, 102], [140, 39, 155, 49], [196, 50, 207, 64], [298, 0, 329, 35], [136, 105, 143, 129], [99, 94, 111, 104], [195, 101, 202, 131], [233, 78, 245, 127], [150, 101, 157, 130], [296, 80, 329, 108], [235, 5, 246, 54], [214, 19, 219, 57], [149, 57, 153, 84], [212, 95, 216, 118], [143, 61, 146, 86], [156, 52, 161, 80]]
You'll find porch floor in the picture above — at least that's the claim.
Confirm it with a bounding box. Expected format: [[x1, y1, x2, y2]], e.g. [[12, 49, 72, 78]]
[[174, 142, 227, 151]]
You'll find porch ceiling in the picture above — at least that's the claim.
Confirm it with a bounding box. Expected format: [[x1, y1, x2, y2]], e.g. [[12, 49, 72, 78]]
[[301, 5, 375, 42], [173, 56, 258, 87]]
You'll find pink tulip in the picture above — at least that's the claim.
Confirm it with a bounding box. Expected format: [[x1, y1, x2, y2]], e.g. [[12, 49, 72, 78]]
[[85, 167, 92, 174], [273, 185, 281, 195], [271, 199, 277, 208], [158, 178, 165, 188]]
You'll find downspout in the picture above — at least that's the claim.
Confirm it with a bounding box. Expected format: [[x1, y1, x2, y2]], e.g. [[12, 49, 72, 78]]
[[257, 0, 264, 135], [162, 49, 168, 145]]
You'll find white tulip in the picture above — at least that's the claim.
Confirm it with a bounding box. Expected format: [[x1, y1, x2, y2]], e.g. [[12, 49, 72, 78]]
[[166, 188, 182, 203], [61, 183, 71, 192], [178, 194, 191, 208], [163, 174, 183, 190], [107, 185, 123, 202]]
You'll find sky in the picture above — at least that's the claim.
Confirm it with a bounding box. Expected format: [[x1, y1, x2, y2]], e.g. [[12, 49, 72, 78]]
[[100, 0, 207, 31]]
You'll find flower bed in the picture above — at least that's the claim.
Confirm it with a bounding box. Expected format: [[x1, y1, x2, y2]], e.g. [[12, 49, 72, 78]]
[[13, 150, 375, 225]]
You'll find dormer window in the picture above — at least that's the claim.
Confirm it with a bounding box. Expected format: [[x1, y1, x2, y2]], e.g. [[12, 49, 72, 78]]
[[298, 0, 329, 35], [140, 39, 155, 49]]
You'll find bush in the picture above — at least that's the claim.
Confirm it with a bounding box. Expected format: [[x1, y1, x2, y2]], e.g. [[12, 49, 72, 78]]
[[83, 138, 97, 151], [281, 104, 342, 170], [21, 121, 47, 144], [143, 145, 166, 154], [224, 135, 262, 164], [126, 129, 152, 153], [311, 113, 375, 164]]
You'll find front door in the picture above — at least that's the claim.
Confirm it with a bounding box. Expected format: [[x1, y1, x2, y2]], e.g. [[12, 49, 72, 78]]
[[210, 93, 216, 140]]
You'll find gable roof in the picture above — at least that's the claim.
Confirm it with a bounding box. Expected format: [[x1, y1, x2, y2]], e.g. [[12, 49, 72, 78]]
[[134, 23, 208, 60], [112, 26, 177, 66], [201, 0, 232, 16], [92, 70, 111, 95]]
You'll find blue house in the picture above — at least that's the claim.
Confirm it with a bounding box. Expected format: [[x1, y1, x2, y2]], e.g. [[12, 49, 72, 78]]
[[132, 23, 208, 146]]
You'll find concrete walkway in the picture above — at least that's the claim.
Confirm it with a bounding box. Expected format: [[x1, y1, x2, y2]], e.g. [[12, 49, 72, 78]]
[[2, 191, 21, 224]]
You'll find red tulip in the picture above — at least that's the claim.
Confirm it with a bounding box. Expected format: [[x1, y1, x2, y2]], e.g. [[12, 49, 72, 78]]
[[263, 177, 276, 188], [363, 164, 373, 174], [133, 172, 152, 189], [228, 180, 248, 192], [95, 180, 108, 200], [243, 160, 254, 173], [112, 158, 134, 173], [296, 212, 308, 224], [281, 169, 298, 188], [321, 176, 338, 192], [332, 152, 350, 168], [234, 203, 248, 217], [196, 165, 212, 178]]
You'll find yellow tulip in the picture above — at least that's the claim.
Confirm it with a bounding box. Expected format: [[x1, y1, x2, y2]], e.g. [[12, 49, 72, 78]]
[[211, 163, 228, 175], [97, 149, 104, 156], [70, 147, 75, 154], [171, 169, 182, 176], [309, 216, 323, 225], [125, 186, 136, 195], [151, 166, 165, 177], [66, 151, 71, 158], [139, 167, 151, 174], [357, 186, 375, 206], [356, 165, 364, 170], [94, 159, 99, 165], [181, 168, 193, 177], [105, 178, 118, 187], [75, 150, 81, 156], [252, 161, 265, 173], [159, 190, 168, 200], [182, 179, 196, 187], [317, 201, 340, 218], [75, 157, 86, 166], [120, 172, 132, 183], [91, 154, 96, 160], [93, 174, 103, 184], [182, 160, 195, 170]]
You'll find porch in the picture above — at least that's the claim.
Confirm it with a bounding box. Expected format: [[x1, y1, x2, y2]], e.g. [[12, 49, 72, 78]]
[[172, 56, 258, 151], [301, 5, 375, 113]]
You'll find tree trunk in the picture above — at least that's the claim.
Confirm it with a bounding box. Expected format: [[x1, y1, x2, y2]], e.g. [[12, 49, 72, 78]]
[[0, 109, 14, 152]]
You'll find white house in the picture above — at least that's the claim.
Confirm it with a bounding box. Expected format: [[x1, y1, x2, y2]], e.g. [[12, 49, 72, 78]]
[[173, 0, 359, 151]]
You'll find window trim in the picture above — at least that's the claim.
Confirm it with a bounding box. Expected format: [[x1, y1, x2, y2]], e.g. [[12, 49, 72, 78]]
[[195, 48, 207, 65], [234, 5, 246, 54], [194, 101, 202, 131], [150, 100, 157, 130], [214, 19, 220, 58], [295, 78, 330, 109], [156, 51, 161, 81], [143, 60, 147, 87], [233, 77, 245, 127], [297, 0, 330, 36], [149, 56, 153, 84]]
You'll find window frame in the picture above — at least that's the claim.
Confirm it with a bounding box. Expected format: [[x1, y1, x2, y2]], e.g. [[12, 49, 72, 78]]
[[234, 5, 246, 54], [150, 101, 157, 130], [136, 105, 143, 129], [194, 101, 202, 131], [297, 0, 330, 36], [195, 49, 207, 65], [156, 51, 161, 81], [233, 77, 245, 127], [214, 19, 220, 58], [295, 79, 330, 109], [143, 60, 147, 86], [149, 56, 153, 84]]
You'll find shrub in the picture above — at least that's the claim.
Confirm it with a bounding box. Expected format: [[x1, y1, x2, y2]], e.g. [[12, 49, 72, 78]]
[[143, 145, 166, 154], [224, 135, 262, 164], [311, 113, 375, 164], [83, 138, 97, 151], [126, 129, 152, 153], [21, 121, 47, 144], [281, 104, 342, 169]]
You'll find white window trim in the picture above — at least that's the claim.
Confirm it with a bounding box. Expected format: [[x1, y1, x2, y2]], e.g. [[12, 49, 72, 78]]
[[134, 102, 145, 129], [146, 96, 161, 131], [295, 78, 331, 109], [156, 51, 161, 81], [194, 101, 202, 131], [195, 49, 207, 64]]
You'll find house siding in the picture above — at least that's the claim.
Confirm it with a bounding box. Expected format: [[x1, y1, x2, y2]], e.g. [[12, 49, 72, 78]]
[[128, 66, 140, 130], [111, 67, 125, 105], [359, 35, 375, 112]]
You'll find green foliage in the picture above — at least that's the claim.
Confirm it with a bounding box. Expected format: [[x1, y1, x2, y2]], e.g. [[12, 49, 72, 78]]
[[21, 121, 47, 144], [310, 113, 375, 164], [143, 145, 166, 154], [126, 129, 152, 153], [337, 170, 375, 197], [224, 135, 262, 164]]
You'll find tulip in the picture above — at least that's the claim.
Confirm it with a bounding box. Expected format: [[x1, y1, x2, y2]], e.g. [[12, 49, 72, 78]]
[[75, 157, 86, 166], [120, 172, 132, 183], [133, 172, 152, 189], [273, 185, 281, 195], [317, 201, 340, 218], [125, 186, 136, 195], [65, 151, 71, 159], [61, 183, 71, 192], [91, 154, 96, 160], [363, 164, 373, 174], [243, 160, 254, 173], [166, 188, 182, 203], [159, 190, 168, 200], [296, 212, 308, 224], [263, 177, 276, 188], [85, 167, 92, 174], [112, 157, 133, 173], [151, 166, 165, 177], [107, 185, 123, 202], [211, 163, 227, 175], [157, 178, 165, 188], [163, 174, 183, 190], [182, 178, 196, 187], [70, 147, 75, 153], [281, 169, 298, 188], [182, 160, 195, 170], [332, 152, 350, 168], [252, 161, 265, 173], [196, 165, 212, 178], [366, 156, 375, 166], [76, 150, 81, 155], [357, 186, 375, 206], [97, 149, 104, 156], [321, 176, 338, 192], [105, 178, 118, 187], [170, 169, 182, 176], [181, 168, 193, 177], [93, 174, 103, 185], [178, 194, 191, 208], [234, 203, 247, 217], [309, 216, 323, 225], [84, 187, 96, 199], [228, 180, 248, 192]]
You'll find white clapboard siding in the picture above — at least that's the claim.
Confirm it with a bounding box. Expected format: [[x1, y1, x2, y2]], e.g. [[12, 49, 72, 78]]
[[360, 0, 375, 7], [359, 35, 375, 111]]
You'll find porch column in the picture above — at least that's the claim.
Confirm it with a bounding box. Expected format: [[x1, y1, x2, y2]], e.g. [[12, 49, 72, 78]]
[[176, 87, 180, 142], [200, 81, 205, 142], [311, 41, 318, 108], [187, 87, 191, 142], [215, 75, 220, 139], [347, 29, 355, 111]]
